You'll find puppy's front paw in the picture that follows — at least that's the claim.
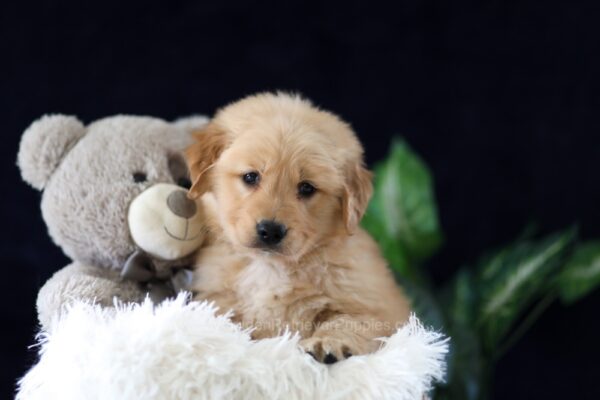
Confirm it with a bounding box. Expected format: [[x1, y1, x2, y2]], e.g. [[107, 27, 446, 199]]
[[299, 336, 365, 364]]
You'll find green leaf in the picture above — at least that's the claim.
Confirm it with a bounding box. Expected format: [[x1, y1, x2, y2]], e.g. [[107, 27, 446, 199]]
[[443, 268, 478, 330], [558, 241, 600, 304], [435, 269, 483, 400], [361, 197, 411, 278], [476, 229, 576, 353], [435, 326, 483, 400], [401, 279, 445, 331], [362, 138, 443, 272]]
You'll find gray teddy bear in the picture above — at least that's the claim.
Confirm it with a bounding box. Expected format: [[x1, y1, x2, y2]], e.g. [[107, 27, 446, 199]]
[[17, 114, 208, 330]]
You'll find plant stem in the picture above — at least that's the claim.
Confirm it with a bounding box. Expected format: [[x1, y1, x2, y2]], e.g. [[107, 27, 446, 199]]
[[494, 292, 557, 360]]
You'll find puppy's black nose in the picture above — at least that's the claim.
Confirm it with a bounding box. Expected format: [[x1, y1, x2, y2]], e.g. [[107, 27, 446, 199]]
[[256, 220, 287, 246]]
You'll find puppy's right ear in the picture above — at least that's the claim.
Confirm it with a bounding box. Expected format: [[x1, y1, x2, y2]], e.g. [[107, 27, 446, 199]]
[[342, 162, 373, 234], [185, 123, 228, 199]]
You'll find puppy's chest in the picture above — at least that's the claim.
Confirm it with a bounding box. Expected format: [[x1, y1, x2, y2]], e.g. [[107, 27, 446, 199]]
[[234, 260, 323, 324], [235, 259, 294, 308]]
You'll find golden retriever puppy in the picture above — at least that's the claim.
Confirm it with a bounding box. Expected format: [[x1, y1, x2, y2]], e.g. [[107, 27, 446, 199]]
[[185, 93, 410, 364]]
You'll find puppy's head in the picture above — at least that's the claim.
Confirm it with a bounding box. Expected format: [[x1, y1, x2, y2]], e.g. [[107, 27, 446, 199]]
[[186, 93, 372, 261]]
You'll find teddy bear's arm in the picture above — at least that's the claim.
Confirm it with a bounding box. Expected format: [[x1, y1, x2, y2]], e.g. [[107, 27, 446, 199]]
[[36, 262, 146, 330]]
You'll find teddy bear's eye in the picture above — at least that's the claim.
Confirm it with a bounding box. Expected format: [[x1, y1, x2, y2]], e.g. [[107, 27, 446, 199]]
[[177, 177, 192, 189], [168, 154, 192, 189], [133, 172, 147, 183]]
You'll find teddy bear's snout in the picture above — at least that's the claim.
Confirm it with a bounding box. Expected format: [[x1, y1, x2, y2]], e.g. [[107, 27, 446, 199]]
[[167, 190, 197, 219], [128, 183, 205, 260]]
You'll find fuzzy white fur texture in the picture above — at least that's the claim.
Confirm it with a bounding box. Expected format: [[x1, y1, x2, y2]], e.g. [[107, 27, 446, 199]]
[[17, 294, 448, 400]]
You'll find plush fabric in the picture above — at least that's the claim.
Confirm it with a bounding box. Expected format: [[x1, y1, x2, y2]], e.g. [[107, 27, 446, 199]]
[[128, 183, 205, 260], [18, 115, 202, 270], [17, 114, 208, 329], [17, 115, 86, 190], [17, 294, 448, 400], [35, 263, 147, 332]]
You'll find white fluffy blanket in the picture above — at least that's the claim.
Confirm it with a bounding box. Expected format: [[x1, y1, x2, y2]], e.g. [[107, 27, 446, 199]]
[[17, 295, 448, 400]]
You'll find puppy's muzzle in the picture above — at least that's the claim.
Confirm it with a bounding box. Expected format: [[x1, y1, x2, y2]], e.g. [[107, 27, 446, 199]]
[[256, 220, 287, 247]]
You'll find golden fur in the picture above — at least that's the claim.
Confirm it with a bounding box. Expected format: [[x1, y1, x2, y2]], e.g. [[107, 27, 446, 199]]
[[185, 93, 411, 363]]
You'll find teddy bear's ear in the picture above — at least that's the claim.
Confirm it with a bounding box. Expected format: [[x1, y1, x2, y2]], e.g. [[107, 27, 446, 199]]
[[173, 115, 210, 133], [17, 115, 86, 190]]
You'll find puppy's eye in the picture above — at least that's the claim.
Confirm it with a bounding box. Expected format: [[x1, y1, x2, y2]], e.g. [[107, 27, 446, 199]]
[[298, 181, 316, 198], [133, 172, 147, 183], [177, 177, 192, 189], [242, 172, 260, 186]]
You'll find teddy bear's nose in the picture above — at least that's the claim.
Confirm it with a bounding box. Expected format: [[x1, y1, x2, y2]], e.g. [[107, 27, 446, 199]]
[[167, 190, 197, 219]]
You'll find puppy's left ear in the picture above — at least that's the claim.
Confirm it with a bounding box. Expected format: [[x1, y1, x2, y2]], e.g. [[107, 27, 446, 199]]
[[342, 162, 373, 234], [185, 122, 228, 199]]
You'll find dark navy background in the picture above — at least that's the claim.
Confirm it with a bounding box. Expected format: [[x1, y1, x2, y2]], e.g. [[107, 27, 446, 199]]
[[1, 1, 599, 398]]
